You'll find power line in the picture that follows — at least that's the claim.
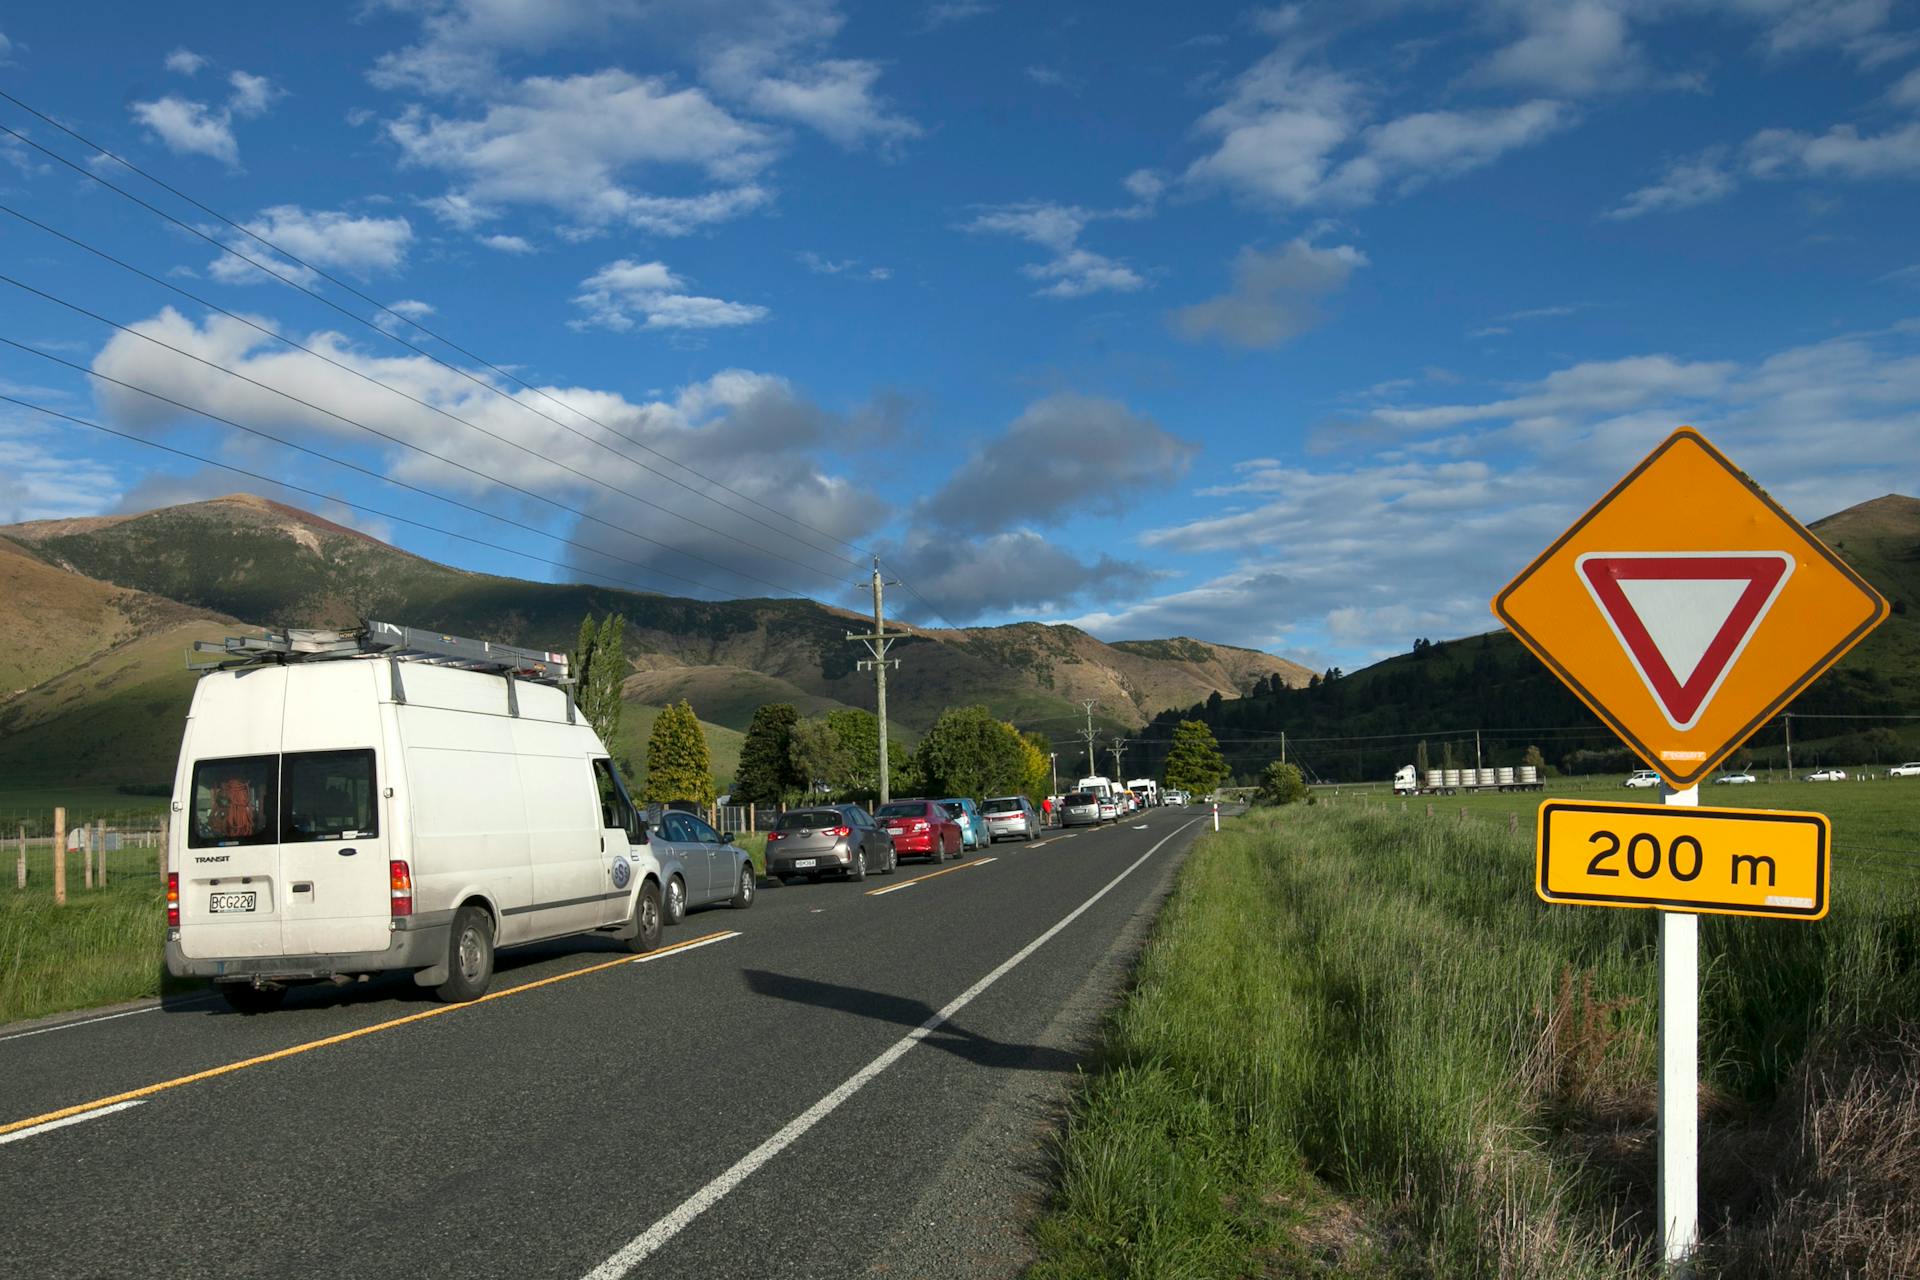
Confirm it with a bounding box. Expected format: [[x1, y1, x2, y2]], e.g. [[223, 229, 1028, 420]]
[[0, 394, 744, 601], [2, 333, 815, 599], [0, 99, 872, 567]]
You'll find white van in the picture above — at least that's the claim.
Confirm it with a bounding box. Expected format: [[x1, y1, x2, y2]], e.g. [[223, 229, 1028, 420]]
[[165, 622, 682, 1013]]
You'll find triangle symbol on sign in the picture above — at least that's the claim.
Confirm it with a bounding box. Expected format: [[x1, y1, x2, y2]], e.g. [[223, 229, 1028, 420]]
[[1576, 552, 1795, 731]]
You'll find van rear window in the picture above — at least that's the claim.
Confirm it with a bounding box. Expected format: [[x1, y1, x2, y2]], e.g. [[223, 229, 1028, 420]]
[[189, 756, 277, 848], [282, 750, 378, 842]]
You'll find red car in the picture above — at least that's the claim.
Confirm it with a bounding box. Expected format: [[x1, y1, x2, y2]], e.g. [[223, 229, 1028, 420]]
[[874, 799, 963, 863]]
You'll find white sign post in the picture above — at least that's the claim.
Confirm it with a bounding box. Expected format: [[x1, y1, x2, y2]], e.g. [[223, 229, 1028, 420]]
[[1659, 784, 1699, 1269], [1211, 802, 1218, 832]]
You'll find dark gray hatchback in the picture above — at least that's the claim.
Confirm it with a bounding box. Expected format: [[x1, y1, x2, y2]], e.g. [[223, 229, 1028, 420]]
[[763, 805, 898, 883]]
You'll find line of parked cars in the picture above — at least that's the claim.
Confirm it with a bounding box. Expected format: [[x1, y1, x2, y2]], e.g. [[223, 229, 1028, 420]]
[[1628, 766, 1902, 787], [764, 793, 1048, 884]]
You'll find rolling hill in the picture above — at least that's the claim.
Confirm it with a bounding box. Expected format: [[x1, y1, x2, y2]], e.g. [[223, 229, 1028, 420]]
[[0, 493, 1312, 790]]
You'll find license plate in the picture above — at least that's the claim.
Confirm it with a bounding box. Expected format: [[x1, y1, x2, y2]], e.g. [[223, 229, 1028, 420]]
[[793, 858, 816, 869], [210, 891, 257, 913]]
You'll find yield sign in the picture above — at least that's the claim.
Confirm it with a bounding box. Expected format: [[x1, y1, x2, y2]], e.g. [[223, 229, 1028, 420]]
[[1494, 429, 1887, 789], [1576, 552, 1792, 731]]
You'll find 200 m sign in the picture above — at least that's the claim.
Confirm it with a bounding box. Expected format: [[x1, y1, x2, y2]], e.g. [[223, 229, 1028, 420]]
[[1536, 799, 1829, 920]]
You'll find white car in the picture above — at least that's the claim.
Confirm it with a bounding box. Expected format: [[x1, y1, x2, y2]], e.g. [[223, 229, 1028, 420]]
[[1713, 772, 1756, 785], [1890, 762, 1920, 778], [1806, 769, 1848, 782], [1624, 770, 1661, 788]]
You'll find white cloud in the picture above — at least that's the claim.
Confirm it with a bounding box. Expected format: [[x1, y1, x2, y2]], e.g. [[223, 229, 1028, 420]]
[[389, 299, 437, 320], [924, 1, 994, 27], [164, 47, 207, 76], [1604, 147, 1738, 218], [570, 258, 769, 332], [1090, 327, 1919, 662], [797, 250, 891, 279], [1182, 32, 1570, 209], [83, 306, 890, 598], [1475, 1, 1646, 95], [386, 70, 777, 235], [1026, 65, 1068, 88], [964, 182, 1154, 298], [0, 418, 121, 524], [882, 527, 1146, 621], [1747, 120, 1920, 179], [922, 393, 1198, 534], [1893, 66, 1920, 107], [206, 206, 413, 284], [1170, 239, 1367, 349], [479, 233, 534, 253], [129, 69, 279, 166]]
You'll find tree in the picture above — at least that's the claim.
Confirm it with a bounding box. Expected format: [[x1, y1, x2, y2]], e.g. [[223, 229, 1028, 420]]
[[642, 700, 713, 806], [789, 716, 853, 797], [1522, 744, 1547, 772], [1163, 720, 1229, 795], [1415, 739, 1431, 777], [1257, 760, 1308, 805], [826, 708, 881, 800], [916, 705, 1026, 799], [571, 612, 627, 766], [734, 703, 800, 805]]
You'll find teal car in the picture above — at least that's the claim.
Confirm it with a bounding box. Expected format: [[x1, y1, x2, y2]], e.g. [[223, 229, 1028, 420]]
[[939, 797, 987, 851]]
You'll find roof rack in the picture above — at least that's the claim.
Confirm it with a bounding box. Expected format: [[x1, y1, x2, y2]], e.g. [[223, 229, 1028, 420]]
[[190, 619, 571, 686]]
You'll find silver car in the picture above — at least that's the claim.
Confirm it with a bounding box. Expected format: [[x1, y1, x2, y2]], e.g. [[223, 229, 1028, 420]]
[[763, 805, 897, 884], [652, 809, 757, 924], [1059, 790, 1100, 828], [982, 795, 1040, 842]]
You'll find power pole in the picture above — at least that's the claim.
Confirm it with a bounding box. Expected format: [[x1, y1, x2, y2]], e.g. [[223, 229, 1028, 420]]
[[1081, 699, 1099, 777], [1783, 713, 1793, 777], [846, 559, 902, 804], [1109, 737, 1125, 784]]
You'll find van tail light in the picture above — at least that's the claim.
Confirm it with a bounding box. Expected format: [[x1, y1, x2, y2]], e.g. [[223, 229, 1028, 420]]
[[832, 826, 852, 837], [166, 872, 180, 928], [390, 860, 413, 917]]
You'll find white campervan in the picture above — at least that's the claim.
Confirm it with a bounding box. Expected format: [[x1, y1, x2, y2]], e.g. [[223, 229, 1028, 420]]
[[166, 621, 676, 1013]]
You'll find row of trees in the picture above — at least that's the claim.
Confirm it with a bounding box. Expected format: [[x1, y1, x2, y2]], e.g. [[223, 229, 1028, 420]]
[[735, 703, 1054, 806], [574, 613, 716, 805]]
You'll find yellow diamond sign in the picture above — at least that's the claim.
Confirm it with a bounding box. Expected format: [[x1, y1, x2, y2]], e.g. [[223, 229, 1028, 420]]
[[1493, 428, 1887, 789]]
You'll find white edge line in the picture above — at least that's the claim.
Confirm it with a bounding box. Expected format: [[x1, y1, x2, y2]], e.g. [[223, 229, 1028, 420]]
[[582, 817, 1200, 1280], [630, 931, 739, 963], [0, 1004, 161, 1045], [0, 1099, 144, 1146]]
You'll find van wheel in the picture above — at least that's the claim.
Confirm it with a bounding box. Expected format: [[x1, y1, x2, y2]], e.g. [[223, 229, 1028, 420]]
[[624, 882, 662, 953], [220, 983, 286, 1015], [665, 875, 686, 926], [435, 905, 494, 1004], [847, 844, 867, 883], [729, 863, 756, 909]]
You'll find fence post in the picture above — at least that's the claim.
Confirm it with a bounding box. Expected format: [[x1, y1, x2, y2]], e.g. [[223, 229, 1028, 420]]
[[53, 807, 66, 906], [82, 821, 93, 890], [1508, 812, 1518, 836], [749, 803, 756, 834], [15, 824, 23, 889], [97, 818, 108, 886]]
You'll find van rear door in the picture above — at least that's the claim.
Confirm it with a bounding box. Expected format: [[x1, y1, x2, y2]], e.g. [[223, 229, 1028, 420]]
[[279, 748, 391, 956], [178, 667, 287, 962]]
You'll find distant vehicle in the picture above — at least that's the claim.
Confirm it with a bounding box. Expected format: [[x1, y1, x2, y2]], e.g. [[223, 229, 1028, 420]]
[[939, 797, 988, 850], [1624, 770, 1661, 789], [1076, 775, 1116, 804], [981, 795, 1040, 841], [1806, 768, 1848, 782], [1164, 790, 1188, 807], [875, 799, 962, 862], [166, 620, 671, 1014], [1059, 791, 1101, 828], [1890, 762, 1920, 778], [1097, 796, 1120, 822], [1126, 778, 1158, 807], [653, 808, 758, 923], [1392, 764, 1543, 795], [1712, 772, 1757, 785], [763, 805, 895, 884]]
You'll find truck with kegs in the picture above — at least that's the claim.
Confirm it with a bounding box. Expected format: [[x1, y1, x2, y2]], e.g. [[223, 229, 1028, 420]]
[[1391, 764, 1543, 796]]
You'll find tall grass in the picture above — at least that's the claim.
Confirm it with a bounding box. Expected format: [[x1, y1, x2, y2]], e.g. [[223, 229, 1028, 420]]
[[0, 877, 171, 1024], [1031, 805, 1920, 1277]]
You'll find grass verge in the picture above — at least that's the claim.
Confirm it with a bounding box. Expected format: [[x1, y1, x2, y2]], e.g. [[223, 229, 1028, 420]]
[[0, 876, 176, 1025], [1029, 804, 1920, 1277]]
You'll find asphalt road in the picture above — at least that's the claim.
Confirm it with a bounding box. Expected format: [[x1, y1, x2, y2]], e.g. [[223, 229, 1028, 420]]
[[0, 806, 1209, 1280]]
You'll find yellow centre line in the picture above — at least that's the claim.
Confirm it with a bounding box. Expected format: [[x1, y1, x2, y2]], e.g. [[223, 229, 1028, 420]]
[[864, 856, 994, 897], [0, 928, 739, 1139]]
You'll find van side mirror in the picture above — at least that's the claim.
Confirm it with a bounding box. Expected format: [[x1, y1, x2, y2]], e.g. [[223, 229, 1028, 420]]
[[632, 819, 650, 845]]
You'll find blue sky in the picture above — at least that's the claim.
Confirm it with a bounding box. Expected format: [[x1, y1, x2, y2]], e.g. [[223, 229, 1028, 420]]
[[0, 1, 1916, 673]]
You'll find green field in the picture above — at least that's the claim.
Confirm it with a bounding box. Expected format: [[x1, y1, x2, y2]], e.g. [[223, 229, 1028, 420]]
[[1030, 804, 1920, 1278], [0, 841, 178, 1024]]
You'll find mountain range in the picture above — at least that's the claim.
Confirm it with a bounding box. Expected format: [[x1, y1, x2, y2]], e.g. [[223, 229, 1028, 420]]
[[0, 493, 1313, 791]]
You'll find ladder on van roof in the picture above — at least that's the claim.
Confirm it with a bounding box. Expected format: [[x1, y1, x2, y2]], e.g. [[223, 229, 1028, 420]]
[[190, 620, 576, 719]]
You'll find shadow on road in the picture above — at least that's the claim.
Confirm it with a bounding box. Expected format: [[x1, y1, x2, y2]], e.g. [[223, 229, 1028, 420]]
[[742, 968, 1083, 1074]]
